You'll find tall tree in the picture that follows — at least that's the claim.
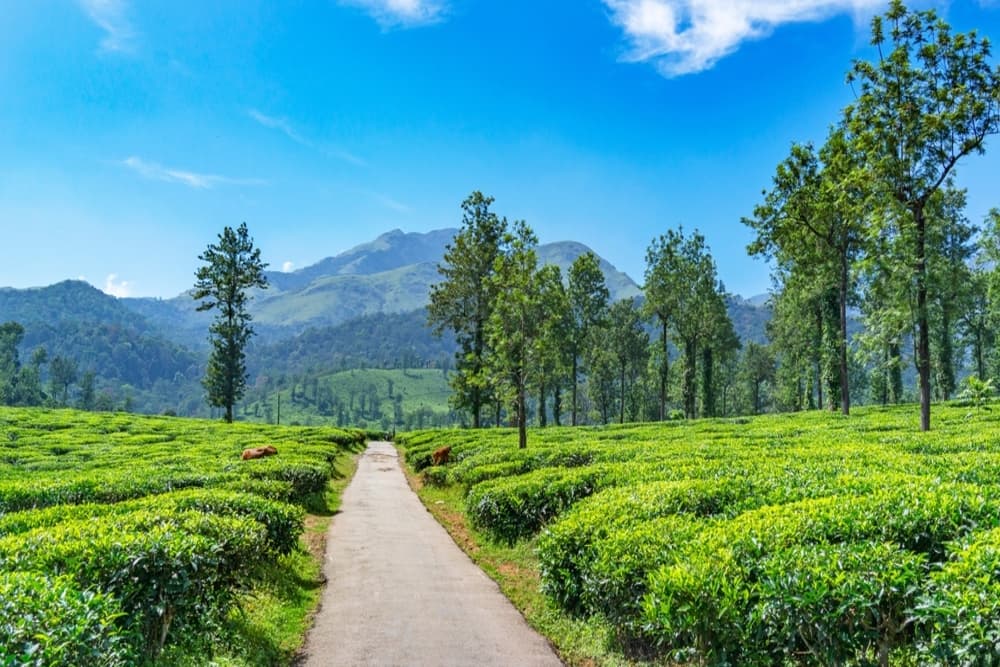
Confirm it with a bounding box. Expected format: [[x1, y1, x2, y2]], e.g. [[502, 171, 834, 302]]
[[428, 192, 508, 428], [192, 222, 268, 423], [651, 229, 733, 419], [744, 127, 864, 416], [607, 298, 649, 424], [567, 252, 610, 425], [926, 188, 976, 400], [846, 0, 1000, 430], [741, 341, 776, 415], [532, 264, 571, 427], [486, 221, 543, 449], [48, 355, 78, 406], [644, 235, 681, 420]]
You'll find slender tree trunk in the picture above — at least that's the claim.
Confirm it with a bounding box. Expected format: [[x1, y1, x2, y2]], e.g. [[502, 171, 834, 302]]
[[701, 347, 714, 418], [839, 251, 850, 416], [975, 331, 985, 380], [814, 304, 823, 411], [684, 338, 697, 419], [889, 342, 903, 404], [517, 378, 527, 449], [495, 399, 501, 428], [659, 319, 669, 421], [571, 355, 578, 426], [553, 385, 561, 426], [538, 381, 547, 427], [915, 207, 931, 431], [619, 363, 626, 424]]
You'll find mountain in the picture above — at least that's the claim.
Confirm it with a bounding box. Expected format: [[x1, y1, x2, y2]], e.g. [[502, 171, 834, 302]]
[[265, 228, 458, 292], [127, 228, 644, 336]]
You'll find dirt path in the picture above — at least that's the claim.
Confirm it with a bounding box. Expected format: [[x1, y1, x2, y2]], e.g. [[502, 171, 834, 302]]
[[300, 441, 564, 667]]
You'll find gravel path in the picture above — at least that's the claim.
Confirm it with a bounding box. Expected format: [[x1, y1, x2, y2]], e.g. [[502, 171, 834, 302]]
[[300, 441, 564, 667]]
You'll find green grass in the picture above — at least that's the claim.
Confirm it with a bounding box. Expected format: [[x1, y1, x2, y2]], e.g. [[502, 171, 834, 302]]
[[399, 402, 1000, 665]]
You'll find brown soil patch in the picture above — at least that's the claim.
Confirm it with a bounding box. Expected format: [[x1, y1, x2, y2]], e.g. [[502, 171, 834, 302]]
[[301, 514, 328, 562]]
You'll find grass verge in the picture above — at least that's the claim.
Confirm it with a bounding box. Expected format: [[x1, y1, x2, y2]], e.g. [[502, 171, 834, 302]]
[[162, 450, 361, 666], [399, 452, 659, 667]]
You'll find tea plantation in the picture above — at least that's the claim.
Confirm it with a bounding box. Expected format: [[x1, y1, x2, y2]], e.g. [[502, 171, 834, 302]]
[[401, 404, 1000, 665], [0, 407, 369, 665]]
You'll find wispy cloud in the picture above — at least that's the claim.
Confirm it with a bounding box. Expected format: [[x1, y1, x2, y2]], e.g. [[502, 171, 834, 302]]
[[248, 109, 367, 166], [103, 273, 132, 298], [122, 156, 266, 189], [282, 261, 295, 272], [371, 192, 412, 214], [248, 109, 310, 147], [603, 0, 885, 77], [78, 0, 136, 53], [340, 0, 447, 29]]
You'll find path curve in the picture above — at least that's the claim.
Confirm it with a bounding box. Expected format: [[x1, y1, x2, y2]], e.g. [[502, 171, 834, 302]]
[[300, 441, 564, 667]]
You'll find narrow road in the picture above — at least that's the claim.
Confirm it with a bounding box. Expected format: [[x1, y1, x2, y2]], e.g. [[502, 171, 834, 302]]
[[300, 441, 563, 667]]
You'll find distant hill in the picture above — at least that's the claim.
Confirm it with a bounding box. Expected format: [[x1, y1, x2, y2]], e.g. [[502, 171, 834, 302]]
[[0, 281, 203, 412], [126, 228, 644, 336], [0, 229, 773, 419]]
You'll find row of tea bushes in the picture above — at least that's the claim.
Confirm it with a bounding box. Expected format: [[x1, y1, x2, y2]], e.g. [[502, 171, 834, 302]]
[[399, 403, 1000, 664], [0, 406, 366, 663]]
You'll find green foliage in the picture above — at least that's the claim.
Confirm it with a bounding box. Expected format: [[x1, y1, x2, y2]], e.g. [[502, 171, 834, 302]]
[[958, 375, 995, 414], [401, 402, 1000, 663], [428, 192, 509, 428], [0, 571, 135, 666], [0, 406, 362, 662], [193, 222, 269, 423]]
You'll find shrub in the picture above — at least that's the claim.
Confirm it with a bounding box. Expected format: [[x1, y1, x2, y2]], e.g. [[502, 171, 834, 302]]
[[0, 571, 135, 666], [0, 510, 268, 660]]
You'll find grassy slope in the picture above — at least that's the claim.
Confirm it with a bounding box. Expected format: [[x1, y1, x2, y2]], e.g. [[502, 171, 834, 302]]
[[399, 402, 1000, 666], [242, 368, 453, 428]]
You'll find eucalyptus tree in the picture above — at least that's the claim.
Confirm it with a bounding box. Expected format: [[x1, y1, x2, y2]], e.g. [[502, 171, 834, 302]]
[[486, 221, 543, 449], [567, 252, 610, 425], [607, 298, 649, 424], [845, 0, 1000, 430], [532, 264, 571, 427], [926, 189, 977, 400], [644, 234, 681, 420], [192, 222, 268, 423], [428, 192, 508, 428], [744, 126, 865, 415], [741, 341, 776, 415]]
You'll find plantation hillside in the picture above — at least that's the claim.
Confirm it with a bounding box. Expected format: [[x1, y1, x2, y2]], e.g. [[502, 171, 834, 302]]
[[242, 367, 456, 430], [401, 403, 1000, 664], [0, 407, 369, 664]]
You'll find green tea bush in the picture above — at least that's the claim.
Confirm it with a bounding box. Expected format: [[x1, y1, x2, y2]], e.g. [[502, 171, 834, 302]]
[[640, 482, 1000, 660], [915, 526, 1000, 664], [0, 571, 135, 666], [0, 510, 268, 659]]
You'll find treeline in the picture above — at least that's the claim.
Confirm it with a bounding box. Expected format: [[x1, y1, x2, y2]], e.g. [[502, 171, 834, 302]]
[[431, 2, 1000, 437], [429, 193, 759, 446], [744, 1, 1000, 431]]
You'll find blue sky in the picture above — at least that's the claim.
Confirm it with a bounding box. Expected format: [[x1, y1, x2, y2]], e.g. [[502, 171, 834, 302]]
[[1, 0, 997, 299]]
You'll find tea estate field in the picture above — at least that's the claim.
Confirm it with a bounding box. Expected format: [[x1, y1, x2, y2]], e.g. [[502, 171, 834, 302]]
[[400, 404, 1000, 666], [0, 407, 371, 665]]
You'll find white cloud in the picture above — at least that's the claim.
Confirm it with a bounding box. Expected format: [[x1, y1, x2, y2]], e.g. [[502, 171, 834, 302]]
[[248, 109, 367, 166], [340, 0, 447, 28], [78, 0, 136, 53], [282, 261, 295, 272], [121, 156, 265, 189], [603, 0, 885, 77], [103, 274, 132, 298]]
